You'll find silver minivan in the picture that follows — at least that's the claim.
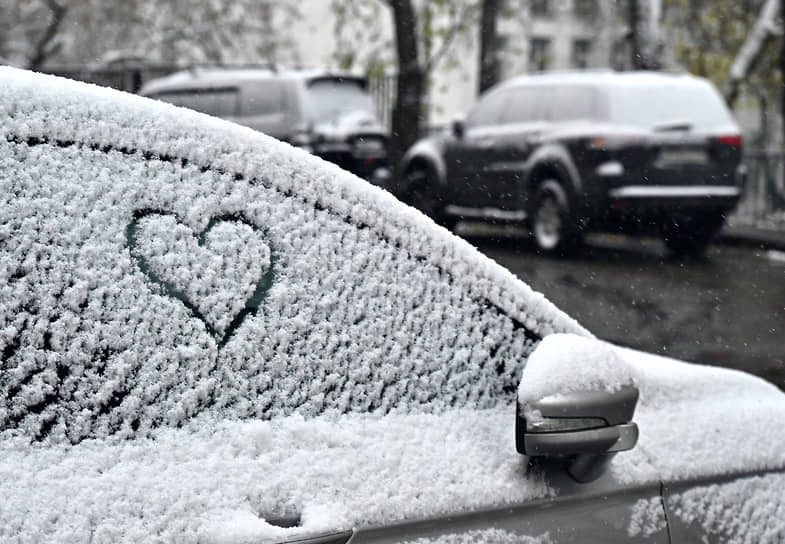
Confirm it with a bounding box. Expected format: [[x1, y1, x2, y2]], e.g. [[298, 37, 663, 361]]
[[141, 67, 389, 182]]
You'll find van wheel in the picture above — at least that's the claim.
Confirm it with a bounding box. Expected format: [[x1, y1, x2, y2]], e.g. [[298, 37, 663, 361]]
[[403, 168, 456, 230], [662, 212, 726, 258], [531, 180, 581, 255]]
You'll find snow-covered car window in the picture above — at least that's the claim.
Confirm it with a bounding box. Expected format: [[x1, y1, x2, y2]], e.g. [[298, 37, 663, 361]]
[[0, 68, 586, 444]]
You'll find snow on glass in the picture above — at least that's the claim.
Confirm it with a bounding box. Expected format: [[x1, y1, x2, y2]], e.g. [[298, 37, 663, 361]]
[[0, 67, 588, 446]]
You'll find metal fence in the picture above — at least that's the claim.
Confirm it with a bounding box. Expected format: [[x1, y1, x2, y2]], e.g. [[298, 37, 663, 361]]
[[733, 151, 785, 227]]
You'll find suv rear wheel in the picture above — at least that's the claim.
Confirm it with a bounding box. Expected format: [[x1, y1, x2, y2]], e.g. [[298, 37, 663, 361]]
[[662, 211, 726, 257], [403, 167, 456, 230], [531, 180, 582, 255]]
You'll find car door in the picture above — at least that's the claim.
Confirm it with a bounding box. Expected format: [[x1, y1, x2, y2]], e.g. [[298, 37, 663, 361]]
[[480, 85, 551, 215], [444, 86, 513, 210], [662, 470, 785, 543], [0, 66, 674, 543], [350, 470, 668, 543]]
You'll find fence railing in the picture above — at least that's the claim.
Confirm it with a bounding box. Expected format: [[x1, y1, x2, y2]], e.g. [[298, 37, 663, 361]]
[[733, 151, 785, 227]]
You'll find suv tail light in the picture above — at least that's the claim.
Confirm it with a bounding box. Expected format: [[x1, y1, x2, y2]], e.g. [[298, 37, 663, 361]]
[[716, 134, 742, 147], [588, 135, 648, 150]]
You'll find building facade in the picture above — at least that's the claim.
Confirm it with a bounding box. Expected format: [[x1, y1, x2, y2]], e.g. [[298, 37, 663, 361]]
[[288, 0, 625, 126]]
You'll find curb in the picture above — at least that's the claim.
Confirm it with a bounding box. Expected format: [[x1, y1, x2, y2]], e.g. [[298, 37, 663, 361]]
[[716, 226, 785, 252]]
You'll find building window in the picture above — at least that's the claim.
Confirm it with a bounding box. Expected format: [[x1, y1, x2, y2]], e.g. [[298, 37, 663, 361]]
[[531, 0, 551, 18], [571, 39, 592, 69], [573, 0, 598, 20], [529, 38, 551, 72]]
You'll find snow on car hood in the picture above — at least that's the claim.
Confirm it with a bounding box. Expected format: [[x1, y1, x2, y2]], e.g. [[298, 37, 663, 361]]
[[1, 68, 785, 542]]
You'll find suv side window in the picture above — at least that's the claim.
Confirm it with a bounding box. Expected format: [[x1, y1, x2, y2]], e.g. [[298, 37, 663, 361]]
[[466, 88, 509, 127], [153, 88, 239, 117], [241, 80, 286, 116], [550, 85, 596, 121], [503, 86, 547, 124]]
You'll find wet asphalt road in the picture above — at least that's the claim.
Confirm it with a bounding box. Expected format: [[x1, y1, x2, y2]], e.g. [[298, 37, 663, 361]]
[[459, 225, 785, 390]]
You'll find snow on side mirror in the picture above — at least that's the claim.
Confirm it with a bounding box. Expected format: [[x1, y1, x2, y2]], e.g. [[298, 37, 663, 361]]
[[515, 334, 639, 483]]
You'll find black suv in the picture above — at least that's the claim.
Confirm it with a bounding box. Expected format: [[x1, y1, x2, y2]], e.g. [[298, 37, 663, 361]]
[[399, 71, 745, 256], [141, 68, 389, 183]]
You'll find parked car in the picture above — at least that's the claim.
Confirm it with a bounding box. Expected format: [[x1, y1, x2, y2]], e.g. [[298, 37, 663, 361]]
[[140, 67, 389, 183], [2, 68, 785, 543], [399, 71, 746, 256]]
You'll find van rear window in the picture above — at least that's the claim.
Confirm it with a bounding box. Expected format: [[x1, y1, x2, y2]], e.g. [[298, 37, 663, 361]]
[[304, 79, 375, 123]]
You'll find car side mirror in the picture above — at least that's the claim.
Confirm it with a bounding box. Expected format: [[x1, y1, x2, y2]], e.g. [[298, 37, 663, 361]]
[[515, 334, 639, 483], [451, 117, 465, 139]]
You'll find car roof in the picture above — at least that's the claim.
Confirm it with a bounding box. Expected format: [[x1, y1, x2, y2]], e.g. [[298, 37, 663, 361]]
[[498, 69, 709, 90], [140, 67, 367, 95]]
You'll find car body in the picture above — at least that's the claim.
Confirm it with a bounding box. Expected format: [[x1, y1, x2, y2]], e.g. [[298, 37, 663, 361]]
[[2, 68, 784, 543], [140, 67, 389, 183], [399, 71, 746, 256]]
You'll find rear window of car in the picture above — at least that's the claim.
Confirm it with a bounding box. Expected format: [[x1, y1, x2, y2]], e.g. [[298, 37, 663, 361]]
[[303, 78, 375, 123], [608, 78, 736, 132]]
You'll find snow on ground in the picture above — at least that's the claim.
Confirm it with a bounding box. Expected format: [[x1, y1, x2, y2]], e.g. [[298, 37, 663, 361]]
[[768, 249, 785, 263]]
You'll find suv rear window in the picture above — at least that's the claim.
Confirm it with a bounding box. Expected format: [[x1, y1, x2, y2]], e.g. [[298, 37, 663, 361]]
[[608, 78, 735, 132]]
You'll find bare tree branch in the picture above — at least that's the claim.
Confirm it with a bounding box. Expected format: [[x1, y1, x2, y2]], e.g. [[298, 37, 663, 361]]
[[725, 0, 780, 106], [29, 0, 66, 71], [424, 2, 478, 74]]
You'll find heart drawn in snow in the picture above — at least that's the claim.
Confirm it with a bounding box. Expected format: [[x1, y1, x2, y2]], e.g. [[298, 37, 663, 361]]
[[126, 210, 275, 347]]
